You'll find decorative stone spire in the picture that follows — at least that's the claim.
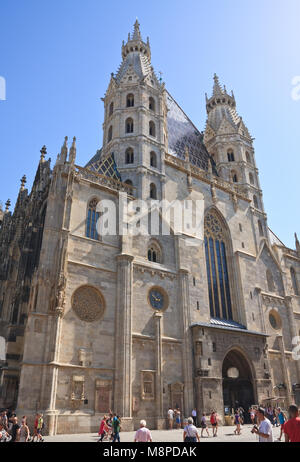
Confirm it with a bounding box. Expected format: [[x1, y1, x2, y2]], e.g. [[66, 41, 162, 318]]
[[132, 19, 141, 40], [60, 136, 68, 163], [69, 136, 76, 164], [295, 232, 300, 255], [121, 20, 151, 62], [20, 175, 27, 191], [212, 73, 223, 96], [5, 199, 11, 212], [40, 145, 47, 163]]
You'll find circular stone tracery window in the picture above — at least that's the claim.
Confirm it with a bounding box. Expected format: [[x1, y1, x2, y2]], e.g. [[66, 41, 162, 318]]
[[72, 286, 105, 322], [269, 310, 282, 330]]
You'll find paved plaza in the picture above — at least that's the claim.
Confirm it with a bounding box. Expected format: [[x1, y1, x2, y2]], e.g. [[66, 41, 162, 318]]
[[45, 424, 283, 443]]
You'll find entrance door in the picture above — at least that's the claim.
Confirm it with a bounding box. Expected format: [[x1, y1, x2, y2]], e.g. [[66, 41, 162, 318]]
[[222, 350, 255, 423]]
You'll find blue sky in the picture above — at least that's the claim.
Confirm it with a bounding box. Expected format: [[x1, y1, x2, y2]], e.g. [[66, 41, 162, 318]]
[[0, 0, 299, 247]]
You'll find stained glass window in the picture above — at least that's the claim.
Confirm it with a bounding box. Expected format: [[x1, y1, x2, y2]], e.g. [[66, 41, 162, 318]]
[[86, 199, 100, 240], [204, 211, 233, 320]]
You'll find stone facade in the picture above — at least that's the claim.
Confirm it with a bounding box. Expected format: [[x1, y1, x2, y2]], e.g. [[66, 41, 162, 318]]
[[0, 21, 300, 435]]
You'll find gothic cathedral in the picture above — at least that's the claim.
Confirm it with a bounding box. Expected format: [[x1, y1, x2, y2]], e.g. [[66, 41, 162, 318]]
[[0, 21, 300, 435]]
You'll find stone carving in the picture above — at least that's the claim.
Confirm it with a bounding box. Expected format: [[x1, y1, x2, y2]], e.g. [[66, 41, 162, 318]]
[[72, 286, 105, 322]]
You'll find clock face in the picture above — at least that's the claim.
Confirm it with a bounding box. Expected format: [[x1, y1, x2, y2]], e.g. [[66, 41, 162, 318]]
[[149, 288, 165, 311]]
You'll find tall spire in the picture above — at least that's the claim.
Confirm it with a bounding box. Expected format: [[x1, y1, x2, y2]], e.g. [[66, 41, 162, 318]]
[[132, 19, 141, 40], [213, 73, 223, 96], [69, 136, 77, 165]]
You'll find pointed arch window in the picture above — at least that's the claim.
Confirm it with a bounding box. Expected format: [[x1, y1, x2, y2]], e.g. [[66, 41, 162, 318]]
[[149, 97, 155, 111], [86, 198, 100, 240], [291, 267, 299, 295], [227, 150, 235, 162], [249, 172, 254, 185], [147, 241, 162, 263], [109, 102, 114, 117], [107, 126, 113, 143], [246, 151, 251, 164], [149, 121, 156, 137], [125, 147, 134, 164], [204, 211, 233, 320], [126, 93, 134, 107], [150, 183, 157, 199], [150, 151, 157, 168], [232, 171, 238, 183], [253, 195, 259, 208], [126, 118, 134, 134], [258, 220, 264, 237]]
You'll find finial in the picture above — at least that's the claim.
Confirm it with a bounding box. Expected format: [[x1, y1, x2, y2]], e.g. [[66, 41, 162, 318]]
[[60, 136, 68, 163], [132, 19, 141, 40], [212, 73, 223, 96], [184, 146, 190, 163], [5, 199, 11, 212], [20, 175, 27, 191], [40, 145, 47, 162], [69, 136, 77, 164]]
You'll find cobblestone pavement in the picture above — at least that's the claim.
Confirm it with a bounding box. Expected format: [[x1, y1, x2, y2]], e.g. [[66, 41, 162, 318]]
[[45, 424, 283, 443]]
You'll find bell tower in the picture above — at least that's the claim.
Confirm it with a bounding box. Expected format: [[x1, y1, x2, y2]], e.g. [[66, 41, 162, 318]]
[[101, 20, 168, 201], [204, 74, 268, 241]]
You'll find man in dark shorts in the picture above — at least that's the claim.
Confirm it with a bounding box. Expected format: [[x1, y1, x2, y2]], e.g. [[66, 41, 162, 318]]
[[284, 405, 300, 442], [10, 416, 20, 442]]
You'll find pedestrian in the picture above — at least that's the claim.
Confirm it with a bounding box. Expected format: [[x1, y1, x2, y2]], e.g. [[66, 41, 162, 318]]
[[167, 408, 174, 430], [175, 408, 181, 429], [283, 404, 300, 443], [251, 407, 273, 442], [31, 413, 39, 442], [0, 422, 11, 442], [200, 413, 209, 438], [19, 418, 30, 443], [276, 407, 287, 441], [249, 407, 255, 425], [134, 420, 152, 442], [112, 414, 121, 442], [36, 413, 44, 442], [97, 415, 109, 442], [234, 410, 241, 435], [191, 408, 198, 427], [210, 410, 218, 437], [183, 417, 200, 442], [10, 416, 21, 443]]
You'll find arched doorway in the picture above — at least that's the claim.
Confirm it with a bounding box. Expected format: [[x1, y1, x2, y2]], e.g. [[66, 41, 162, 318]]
[[222, 349, 255, 423]]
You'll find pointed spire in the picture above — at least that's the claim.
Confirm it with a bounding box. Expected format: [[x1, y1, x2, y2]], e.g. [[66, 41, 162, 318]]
[[212, 73, 223, 96], [132, 19, 141, 40], [20, 175, 27, 191], [5, 199, 11, 212], [295, 232, 300, 254], [60, 136, 68, 163], [40, 145, 47, 163], [69, 136, 76, 164]]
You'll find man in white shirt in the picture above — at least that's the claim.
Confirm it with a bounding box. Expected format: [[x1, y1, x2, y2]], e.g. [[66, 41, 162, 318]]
[[167, 408, 174, 429], [251, 407, 274, 442], [191, 408, 198, 427]]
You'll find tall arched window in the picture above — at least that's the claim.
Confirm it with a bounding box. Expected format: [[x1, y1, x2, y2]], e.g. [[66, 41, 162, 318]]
[[204, 210, 233, 320], [227, 150, 235, 162], [258, 220, 264, 237], [109, 102, 114, 117], [126, 93, 134, 107], [147, 241, 162, 263], [107, 126, 113, 143], [246, 151, 251, 163], [266, 269, 275, 292], [249, 172, 254, 185], [150, 183, 157, 199], [149, 97, 155, 111], [126, 118, 134, 133], [291, 267, 299, 295], [231, 171, 238, 183], [125, 147, 134, 164], [253, 195, 259, 208], [86, 198, 100, 240], [150, 151, 157, 168], [149, 121, 156, 137]]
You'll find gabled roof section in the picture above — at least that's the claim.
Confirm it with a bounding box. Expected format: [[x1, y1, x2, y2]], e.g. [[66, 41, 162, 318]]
[[166, 91, 218, 174], [86, 151, 121, 181], [268, 228, 285, 247]]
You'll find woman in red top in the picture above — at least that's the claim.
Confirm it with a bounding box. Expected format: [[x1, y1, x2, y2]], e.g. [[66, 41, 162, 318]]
[[284, 405, 300, 443], [97, 415, 109, 442], [210, 411, 218, 437]]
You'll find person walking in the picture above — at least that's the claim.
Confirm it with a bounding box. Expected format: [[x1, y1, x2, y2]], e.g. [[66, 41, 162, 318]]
[[112, 414, 121, 443], [0, 410, 8, 431], [167, 408, 174, 430], [191, 408, 198, 427], [10, 417, 20, 443], [134, 420, 152, 442], [251, 407, 273, 442], [97, 415, 109, 442], [0, 422, 11, 442], [200, 413, 209, 438], [19, 418, 30, 443], [234, 410, 241, 435], [210, 411, 218, 437], [31, 413, 39, 442], [276, 407, 287, 441], [183, 417, 200, 442], [36, 413, 44, 442], [283, 404, 300, 442]]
